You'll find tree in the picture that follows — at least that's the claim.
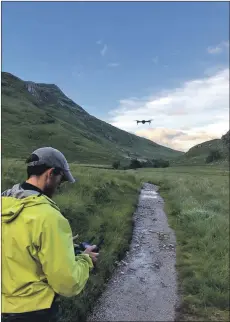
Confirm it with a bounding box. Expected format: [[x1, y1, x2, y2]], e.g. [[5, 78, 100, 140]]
[[205, 150, 222, 163], [112, 161, 120, 169], [129, 159, 142, 169], [152, 158, 169, 168]]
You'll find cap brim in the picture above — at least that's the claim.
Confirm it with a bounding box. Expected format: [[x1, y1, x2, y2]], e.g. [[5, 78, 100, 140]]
[[63, 170, 76, 183]]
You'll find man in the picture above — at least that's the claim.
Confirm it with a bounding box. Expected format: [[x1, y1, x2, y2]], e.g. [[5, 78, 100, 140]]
[[1, 147, 98, 322]]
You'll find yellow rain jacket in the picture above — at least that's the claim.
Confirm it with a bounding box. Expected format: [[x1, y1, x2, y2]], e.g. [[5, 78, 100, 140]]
[[1, 183, 94, 313]]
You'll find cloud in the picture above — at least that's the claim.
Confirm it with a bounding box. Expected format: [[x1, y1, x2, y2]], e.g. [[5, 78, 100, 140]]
[[152, 56, 159, 64], [207, 41, 229, 54], [108, 62, 120, 68], [96, 40, 108, 57], [101, 44, 108, 56], [135, 126, 224, 151], [203, 64, 227, 76], [106, 68, 229, 152]]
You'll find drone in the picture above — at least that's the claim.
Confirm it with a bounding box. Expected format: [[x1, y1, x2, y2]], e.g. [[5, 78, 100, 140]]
[[135, 119, 153, 125]]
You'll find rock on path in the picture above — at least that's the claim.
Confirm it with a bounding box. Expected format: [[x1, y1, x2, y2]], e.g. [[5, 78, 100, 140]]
[[87, 183, 179, 321]]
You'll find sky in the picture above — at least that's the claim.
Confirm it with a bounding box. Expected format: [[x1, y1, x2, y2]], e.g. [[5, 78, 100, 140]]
[[2, 1, 229, 152]]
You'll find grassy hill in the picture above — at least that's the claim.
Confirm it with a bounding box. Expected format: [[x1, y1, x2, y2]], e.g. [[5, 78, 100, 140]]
[[1, 72, 183, 164], [173, 131, 229, 166]]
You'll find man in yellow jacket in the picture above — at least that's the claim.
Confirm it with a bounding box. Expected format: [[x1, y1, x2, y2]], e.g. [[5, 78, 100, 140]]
[[1, 147, 98, 322]]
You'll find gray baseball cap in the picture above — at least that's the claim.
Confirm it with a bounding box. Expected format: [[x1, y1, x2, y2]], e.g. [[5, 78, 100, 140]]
[[27, 147, 75, 183]]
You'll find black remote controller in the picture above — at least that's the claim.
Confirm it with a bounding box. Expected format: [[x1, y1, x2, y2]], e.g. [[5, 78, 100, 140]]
[[74, 237, 104, 255]]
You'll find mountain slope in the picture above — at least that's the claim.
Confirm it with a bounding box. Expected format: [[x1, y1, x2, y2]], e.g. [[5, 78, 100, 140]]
[[2, 72, 183, 164], [173, 130, 229, 166]]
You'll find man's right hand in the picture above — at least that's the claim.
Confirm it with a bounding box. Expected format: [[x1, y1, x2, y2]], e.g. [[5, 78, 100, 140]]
[[83, 245, 99, 265]]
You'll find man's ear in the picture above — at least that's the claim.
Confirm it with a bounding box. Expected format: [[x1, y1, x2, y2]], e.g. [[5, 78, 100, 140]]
[[46, 168, 55, 178]]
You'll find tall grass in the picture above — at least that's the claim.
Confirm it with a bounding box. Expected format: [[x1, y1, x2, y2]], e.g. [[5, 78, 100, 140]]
[[1, 159, 141, 321], [137, 166, 229, 321], [2, 160, 229, 321]]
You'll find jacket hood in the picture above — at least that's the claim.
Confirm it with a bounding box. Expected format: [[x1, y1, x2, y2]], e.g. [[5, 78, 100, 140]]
[[1, 183, 60, 223]]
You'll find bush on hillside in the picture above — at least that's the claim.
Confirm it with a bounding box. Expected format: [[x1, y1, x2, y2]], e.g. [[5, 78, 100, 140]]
[[151, 158, 170, 168], [129, 159, 143, 169], [124, 158, 170, 169], [205, 150, 222, 164], [140, 158, 169, 168], [140, 160, 153, 168], [112, 160, 120, 169]]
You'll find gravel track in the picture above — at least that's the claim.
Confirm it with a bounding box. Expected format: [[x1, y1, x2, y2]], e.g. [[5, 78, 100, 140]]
[[87, 183, 179, 321]]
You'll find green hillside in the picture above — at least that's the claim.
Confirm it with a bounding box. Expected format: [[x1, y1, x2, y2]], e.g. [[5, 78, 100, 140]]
[[1, 72, 183, 164], [173, 131, 229, 166]]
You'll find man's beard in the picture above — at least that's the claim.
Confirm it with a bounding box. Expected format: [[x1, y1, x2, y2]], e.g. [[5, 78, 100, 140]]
[[43, 184, 56, 198]]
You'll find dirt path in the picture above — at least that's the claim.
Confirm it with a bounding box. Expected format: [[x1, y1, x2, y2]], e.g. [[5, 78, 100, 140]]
[[87, 183, 179, 321]]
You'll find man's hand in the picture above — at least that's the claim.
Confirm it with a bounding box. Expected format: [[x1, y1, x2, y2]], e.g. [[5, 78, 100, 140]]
[[72, 234, 79, 241], [83, 245, 99, 265]]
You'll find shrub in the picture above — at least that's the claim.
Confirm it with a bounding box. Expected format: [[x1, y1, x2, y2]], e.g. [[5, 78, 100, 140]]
[[151, 158, 170, 168], [205, 150, 222, 164], [112, 161, 120, 169], [129, 159, 142, 169]]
